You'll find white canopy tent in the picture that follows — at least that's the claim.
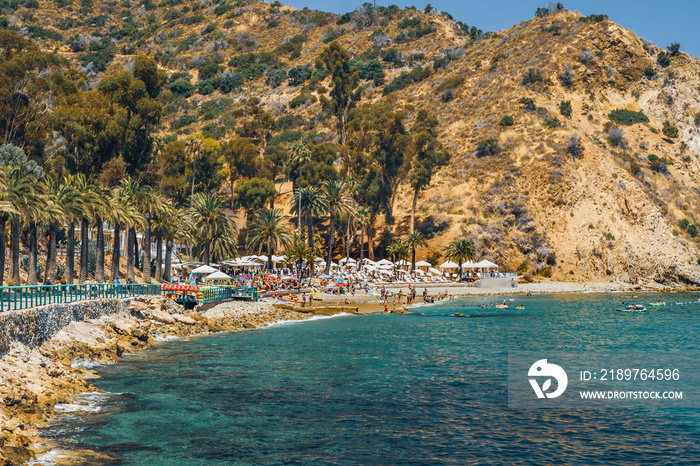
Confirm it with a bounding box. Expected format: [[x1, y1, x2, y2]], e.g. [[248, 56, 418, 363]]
[[339, 257, 357, 263], [475, 260, 499, 269], [376, 259, 394, 266], [191, 265, 217, 274], [415, 260, 432, 268], [204, 271, 232, 281], [439, 261, 459, 269], [429, 267, 443, 276]]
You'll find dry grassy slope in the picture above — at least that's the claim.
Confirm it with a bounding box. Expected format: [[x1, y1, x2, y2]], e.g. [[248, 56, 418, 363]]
[[22, 2, 700, 284], [376, 11, 700, 285]]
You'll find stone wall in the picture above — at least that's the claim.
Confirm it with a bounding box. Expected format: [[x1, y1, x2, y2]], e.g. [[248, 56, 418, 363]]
[[0, 299, 130, 354]]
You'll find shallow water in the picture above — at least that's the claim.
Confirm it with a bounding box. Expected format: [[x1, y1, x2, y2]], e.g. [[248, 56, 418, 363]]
[[46, 293, 700, 464]]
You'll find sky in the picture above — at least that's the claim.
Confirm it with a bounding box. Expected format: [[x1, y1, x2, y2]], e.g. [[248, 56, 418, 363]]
[[283, 0, 700, 59]]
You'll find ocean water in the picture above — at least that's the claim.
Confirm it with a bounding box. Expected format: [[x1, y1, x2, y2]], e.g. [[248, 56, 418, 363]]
[[45, 293, 700, 465]]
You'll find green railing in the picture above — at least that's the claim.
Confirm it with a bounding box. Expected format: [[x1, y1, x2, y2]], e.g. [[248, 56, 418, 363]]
[[0, 283, 162, 313], [199, 286, 259, 304]]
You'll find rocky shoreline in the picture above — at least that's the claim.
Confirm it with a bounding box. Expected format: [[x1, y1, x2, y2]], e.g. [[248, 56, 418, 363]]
[[0, 297, 327, 465]]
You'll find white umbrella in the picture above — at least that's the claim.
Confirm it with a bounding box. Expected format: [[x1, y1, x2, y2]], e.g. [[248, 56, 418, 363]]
[[361, 258, 376, 265], [415, 260, 432, 267], [271, 255, 286, 263], [192, 265, 217, 274], [376, 259, 394, 266], [378, 263, 393, 269], [396, 268, 409, 274], [429, 267, 443, 275], [339, 257, 357, 263], [439, 261, 459, 269], [204, 271, 232, 281]]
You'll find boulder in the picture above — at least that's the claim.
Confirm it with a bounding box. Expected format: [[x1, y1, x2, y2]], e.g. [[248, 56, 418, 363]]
[[172, 314, 196, 325], [149, 310, 175, 324], [131, 328, 149, 342]]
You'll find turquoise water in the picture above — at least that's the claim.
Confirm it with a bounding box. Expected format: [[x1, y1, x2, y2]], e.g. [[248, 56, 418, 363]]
[[49, 293, 700, 464]]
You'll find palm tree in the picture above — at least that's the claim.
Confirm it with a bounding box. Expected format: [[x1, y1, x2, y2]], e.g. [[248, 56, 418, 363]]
[[445, 238, 476, 278], [190, 192, 229, 265], [386, 239, 409, 271], [91, 184, 111, 283], [0, 165, 24, 285], [246, 208, 294, 271], [405, 230, 427, 273], [283, 238, 311, 276], [151, 200, 174, 281], [290, 139, 310, 236], [118, 178, 151, 282], [322, 180, 355, 274], [72, 174, 103, 283], [163, 207, 194, 282], [185, 136, 204, 198], [355, 207, 370, 271], [290, 186, 327, 276], [107, 186, 136, 282], [6, 164, 42, 285], [42, 177, 81, 284], [61, 174, 83, 285]]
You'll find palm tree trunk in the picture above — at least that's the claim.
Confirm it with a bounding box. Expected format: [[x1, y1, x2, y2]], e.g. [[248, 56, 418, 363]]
[[112, 224, 121, 281], [325, 213, 335, 274], [0, 212, 8, 285], [307, 215, 314, 275], [27, 221, 38, 286], [297, 170, 302, 236], [10, 214, 21, 286], [127, 226, 135, 281], [164, 238, 173, 281], [203, 238, 210, 265], [359, 225, 364, 272], [66, 220, 75, 284], [133, 228, 140, 271], [143, 216, 152, 282], [45, 221, 57, 284], [368, 226, 375, 260], [411, 188, 419, 233], [411, 247, 416, 273], [345, 216, 350, 264], [267, 238, 273, 271], [191, 159, 196, 198], [155, 228, 163, 281], [80, 217, 89, 282], [96, 218, 104, 282]]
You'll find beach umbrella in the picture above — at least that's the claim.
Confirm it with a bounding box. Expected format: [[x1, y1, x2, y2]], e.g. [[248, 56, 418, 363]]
[[376, 259, 394, 266], [475, 260, 499, 269], [282, 275, 299, 281], [415, 260, 432, 268], [192, 265, 217, 274]]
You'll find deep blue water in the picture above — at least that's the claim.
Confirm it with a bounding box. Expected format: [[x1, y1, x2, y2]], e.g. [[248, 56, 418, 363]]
[[48, 293, 700, 465]]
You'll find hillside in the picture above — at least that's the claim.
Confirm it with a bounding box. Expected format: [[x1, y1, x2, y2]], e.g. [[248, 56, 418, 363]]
[[4, 0, 700, 286]]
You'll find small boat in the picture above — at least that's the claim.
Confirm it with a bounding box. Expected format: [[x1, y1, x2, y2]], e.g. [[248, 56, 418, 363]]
[[617, 304, 647, 312], [648, 302, 666, 306]]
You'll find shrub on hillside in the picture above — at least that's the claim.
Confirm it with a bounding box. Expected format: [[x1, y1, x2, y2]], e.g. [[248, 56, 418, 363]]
[[606, 127, 626, 148], [565, 133, 584, 157], [662, 121, 678, 138], [521, 68, 544, 85], [436, 76, 465, 92], [657, 51, 670, 68], [169, 78, 195, 97], [544, 118, 561, 129], [171, 114, 196, 130], [519, 97, 536, 111], [266, 69, 287, 88], [667, 43, 681, 56], [648, 154, 668, 173], [559, 68, 574, 87], [383, 66, 431, 95], [475, 138, 500, 157], [289, 93, 316, 109], [608, 109, 649, 125], [499, 115, 514, 126], [643, 66, 656, 79], [559, 100, 572, 117], [288, 65, 312, 86]]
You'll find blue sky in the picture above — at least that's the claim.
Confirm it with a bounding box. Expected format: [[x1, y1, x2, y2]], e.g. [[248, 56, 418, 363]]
[[283, 1, 700, 59]]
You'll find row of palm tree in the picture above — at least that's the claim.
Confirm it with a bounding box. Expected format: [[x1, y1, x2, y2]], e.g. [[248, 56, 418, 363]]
[[0, 149, 236, 285]]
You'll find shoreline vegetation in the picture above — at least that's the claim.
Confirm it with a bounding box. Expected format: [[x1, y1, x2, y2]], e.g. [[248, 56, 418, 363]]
[[0, 280, 693, 464]]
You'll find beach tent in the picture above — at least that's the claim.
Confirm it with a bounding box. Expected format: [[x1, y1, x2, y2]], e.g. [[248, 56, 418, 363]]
[[461, 260, 478, 269], [361, 258, 376, 265], [429, 267, 443, 275], [414, 269, 426, 275], [192, 265, 217, 274], [204, 271, 232, 281], [339, 257, 357, 263], [475, 260, 499, 269], [415, 260, 432, 268], [439, 261, 459, 269], [376, 259, 394, 266]]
